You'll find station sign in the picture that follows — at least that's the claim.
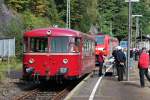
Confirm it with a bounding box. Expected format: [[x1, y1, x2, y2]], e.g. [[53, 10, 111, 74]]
[[120, 41, 128, 49]]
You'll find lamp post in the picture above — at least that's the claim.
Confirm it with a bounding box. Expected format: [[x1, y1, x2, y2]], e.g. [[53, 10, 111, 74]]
[[125, 0, 139, 81], [127, 0, 132, 81]]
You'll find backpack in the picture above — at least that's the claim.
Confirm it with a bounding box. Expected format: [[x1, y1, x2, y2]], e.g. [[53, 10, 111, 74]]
[[116, 51, 126, 62]]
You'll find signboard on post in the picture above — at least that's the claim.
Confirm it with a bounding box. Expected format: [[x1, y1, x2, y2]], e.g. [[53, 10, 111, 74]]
[[120, 41, 128, 49], [125, 0, 139, 2]]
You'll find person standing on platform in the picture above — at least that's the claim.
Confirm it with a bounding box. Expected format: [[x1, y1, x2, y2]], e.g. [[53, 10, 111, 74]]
[[129, 49, 134, 69], [138, 47, 150, 88], [98, 49, 104, 76], [112, 47, 118, 76], [116, 46, 126, 81], [134, 48, 139, 61]]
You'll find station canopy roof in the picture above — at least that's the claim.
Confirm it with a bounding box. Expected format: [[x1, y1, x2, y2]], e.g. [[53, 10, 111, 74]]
[[0, 35, 14, 39], [136, 35, 150, 40]]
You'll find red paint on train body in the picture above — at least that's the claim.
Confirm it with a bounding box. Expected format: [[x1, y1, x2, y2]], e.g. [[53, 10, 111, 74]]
[[23, 28, 95, 81], [95, 34, 119, 56]]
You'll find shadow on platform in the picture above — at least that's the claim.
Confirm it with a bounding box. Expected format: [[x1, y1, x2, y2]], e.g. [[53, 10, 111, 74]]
[[104, 72, 113, 77]]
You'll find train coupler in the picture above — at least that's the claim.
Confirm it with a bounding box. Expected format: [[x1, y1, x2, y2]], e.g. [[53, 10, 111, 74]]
[[33, 73, 40, 84], [46, 70, 50, 80]]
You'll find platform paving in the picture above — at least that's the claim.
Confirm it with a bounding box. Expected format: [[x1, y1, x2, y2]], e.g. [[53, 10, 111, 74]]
[[69, 61, 150, 100]]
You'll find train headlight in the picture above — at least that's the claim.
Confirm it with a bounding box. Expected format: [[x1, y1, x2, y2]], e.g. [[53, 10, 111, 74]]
[[63, 59, 68, 64], [59, 68, 68, 74], [29, 58, 34, 64], [47, 30, 52, 35]]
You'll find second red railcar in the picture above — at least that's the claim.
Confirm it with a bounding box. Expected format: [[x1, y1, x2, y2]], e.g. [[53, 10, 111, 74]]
[[95, 34, 118, 56]]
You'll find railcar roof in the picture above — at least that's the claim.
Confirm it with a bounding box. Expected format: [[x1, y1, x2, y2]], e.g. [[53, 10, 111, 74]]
[[24, 27, 82, 37]]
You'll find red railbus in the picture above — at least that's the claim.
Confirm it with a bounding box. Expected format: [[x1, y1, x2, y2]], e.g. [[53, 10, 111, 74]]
[[23, 27, 95, 81]]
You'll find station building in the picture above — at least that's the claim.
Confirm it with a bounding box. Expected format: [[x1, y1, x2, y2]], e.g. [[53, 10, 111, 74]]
[[136, 35, 150, 50]]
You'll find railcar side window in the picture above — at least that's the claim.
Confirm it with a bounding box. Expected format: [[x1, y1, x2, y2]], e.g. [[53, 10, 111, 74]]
[[23, 37, 28, 52], [83, 39, 95, 56], [29, 37, 48, 53], [68, 38, 80, 53]]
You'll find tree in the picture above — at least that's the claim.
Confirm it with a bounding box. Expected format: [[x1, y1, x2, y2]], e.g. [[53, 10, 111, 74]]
[[30, 0, 49, 16], [22, 11, 51, 30], [97, 0, 127, 36], [132, 0, 150, 35], [74, 0, 99, 32], [47, 0, 59, 24], [4, 0, 150, 38], [5, 0, 30, 12]]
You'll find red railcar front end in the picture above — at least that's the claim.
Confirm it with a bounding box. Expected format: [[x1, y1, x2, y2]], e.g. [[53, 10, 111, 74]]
[[23, 53, 81, 80]]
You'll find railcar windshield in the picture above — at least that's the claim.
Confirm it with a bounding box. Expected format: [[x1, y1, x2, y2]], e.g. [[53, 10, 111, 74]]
[[51, 37, 80, 53], [51, 37, 68, 53], [24, 37, 48, 53], [96, 35, 105, 44], [24, 37, 80, 53]]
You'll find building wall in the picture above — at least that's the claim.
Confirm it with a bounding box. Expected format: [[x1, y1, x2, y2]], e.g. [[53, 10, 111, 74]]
[[137, 40, 150, 50], [0, 38, 15, 58]]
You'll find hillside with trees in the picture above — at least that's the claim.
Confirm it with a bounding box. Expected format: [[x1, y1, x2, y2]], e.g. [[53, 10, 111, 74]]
[[0, 0, 150, 56]]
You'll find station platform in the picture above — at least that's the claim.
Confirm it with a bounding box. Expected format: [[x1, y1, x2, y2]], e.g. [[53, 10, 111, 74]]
[[66, 62, 150, 100]]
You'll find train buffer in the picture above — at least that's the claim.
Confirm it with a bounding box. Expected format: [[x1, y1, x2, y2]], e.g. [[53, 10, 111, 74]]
[[65, 61, 150, 100]]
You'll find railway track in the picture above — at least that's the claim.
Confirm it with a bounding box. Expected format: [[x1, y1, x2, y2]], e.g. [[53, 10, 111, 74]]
[[52, 86, 73, 100], [13, 81, 79, 100], [12, 73, 89, 100], [13, 85, 74, 100]]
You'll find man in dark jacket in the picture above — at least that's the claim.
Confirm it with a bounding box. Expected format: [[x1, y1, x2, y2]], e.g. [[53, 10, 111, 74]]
[[116, 46, 126, 81]]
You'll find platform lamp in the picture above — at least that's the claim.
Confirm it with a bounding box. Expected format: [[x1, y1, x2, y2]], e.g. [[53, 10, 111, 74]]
[[125, 0, 140, 81]]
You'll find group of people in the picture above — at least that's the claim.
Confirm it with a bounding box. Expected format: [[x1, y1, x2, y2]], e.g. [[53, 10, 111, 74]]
[[97, 46, 126, 81], [97, 46, 150, 88]]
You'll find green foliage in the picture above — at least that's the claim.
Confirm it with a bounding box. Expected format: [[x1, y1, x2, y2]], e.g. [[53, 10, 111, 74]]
[[4, 0, 150, 43], [22, 11, 51, 29], [0, 72, 4, 82], [132, 0, 150, 36], [79, 15, 91, 32], [5, 0, 30, 12], [97, 0, 128, 36], [30, 0, 49, 16], [70, 0, 99, 32], [47, 0, 59, 23], [0, 58, 22, 81]]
